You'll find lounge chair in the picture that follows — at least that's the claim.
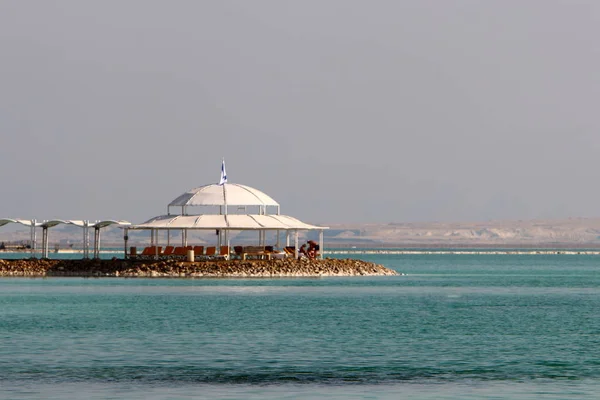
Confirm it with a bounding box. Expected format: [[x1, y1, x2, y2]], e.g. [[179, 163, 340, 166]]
[[242, 246, 270, 260], [139, 246, 162, 260], [217, 246, 230, 260], [161, 246, 175, 258], [283, 246, 296, 257], [173, 246, 192, 259], [233, 246, 244, 259], [205, 246, 216, 258], [193, 246, 204, 259]]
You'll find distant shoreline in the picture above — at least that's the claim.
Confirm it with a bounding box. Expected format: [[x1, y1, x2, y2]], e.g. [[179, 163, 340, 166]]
[[4, 244, 600, 257]]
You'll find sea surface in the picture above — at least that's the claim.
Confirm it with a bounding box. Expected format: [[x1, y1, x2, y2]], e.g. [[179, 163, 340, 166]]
[[2, 252, 600, 399]]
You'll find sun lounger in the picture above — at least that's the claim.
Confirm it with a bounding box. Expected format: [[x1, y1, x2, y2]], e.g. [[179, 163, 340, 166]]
[[283, 246, 296, 257], [161, 246, 175, 258], [204, 246, 216, 258], [172, 246, 192, 259], [217, 246, 230, 260], [193, 246, 204, 260], [233, 246, 244, 259], [240, 246, 271, 260], [139, 246, 162, 260]]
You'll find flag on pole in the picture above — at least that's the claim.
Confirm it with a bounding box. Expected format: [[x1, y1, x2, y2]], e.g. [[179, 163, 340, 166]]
[[218, 159, 227, 185]]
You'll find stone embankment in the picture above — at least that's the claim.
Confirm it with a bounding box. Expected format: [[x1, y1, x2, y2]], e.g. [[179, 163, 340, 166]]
[[0, 258, 398, 278]]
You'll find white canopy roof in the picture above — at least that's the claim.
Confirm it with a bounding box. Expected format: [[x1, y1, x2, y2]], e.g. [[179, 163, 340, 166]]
[[0, 218, 37, 228], [39, 219, 131, 228], [0, 219, 130, 229], [168, 183, 280, 207], [130, 214, 327, 231]]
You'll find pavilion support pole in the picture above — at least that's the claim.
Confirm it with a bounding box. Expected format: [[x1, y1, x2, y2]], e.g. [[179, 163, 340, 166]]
[[30, 221, 36, 257], [276, 230, 280, 249], [124, 228, 129, 259], [319, 230, 324, 260], [286, 231, 290, 247], [33, 219, 38, 254], [184, 229, 188, 247], [42, 226, 48, 259], [94, 226, 100, 259], [294, 230, 299, 259], [82, 223, 87, 259], [92, 227, 96, 259], [85, 223, 90, 259], [167, 230, 170, 246], [181, 229, 185, 246], [154, 229, 159, 260], [83, 222, 87, 259]]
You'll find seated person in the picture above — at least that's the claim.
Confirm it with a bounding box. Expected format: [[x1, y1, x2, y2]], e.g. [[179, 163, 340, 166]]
[[298, 244, 307, 259], [306, 240, 319, 259]]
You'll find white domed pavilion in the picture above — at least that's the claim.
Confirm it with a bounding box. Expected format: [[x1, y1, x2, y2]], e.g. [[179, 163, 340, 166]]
[[127, 172, 327, 259]]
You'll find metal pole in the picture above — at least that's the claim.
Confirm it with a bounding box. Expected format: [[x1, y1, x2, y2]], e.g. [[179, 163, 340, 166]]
[[154, 229, 159, 260], [98, 226, 101, 259], [124, 228, 129, 259], [42, 226, 48, 259], [86, 223, 90, 259], [294, 230, 298, 259], [93, 227, 97, 259], [32, 219, 37, 256], [82, 222, 87, 259], [30, 222, 35, 257], [319, 230, 324, 260]]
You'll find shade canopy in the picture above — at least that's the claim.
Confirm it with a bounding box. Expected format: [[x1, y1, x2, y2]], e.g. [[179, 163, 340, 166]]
[[0, 219, 131, 229], [130, 214, 327, 231], [168, 183, 279, 207], [39, 219, 131, 229], [0, 218, 37, 228]]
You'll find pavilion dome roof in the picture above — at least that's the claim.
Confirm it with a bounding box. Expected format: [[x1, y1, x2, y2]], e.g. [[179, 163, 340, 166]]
[[168, 183, 280, 208]]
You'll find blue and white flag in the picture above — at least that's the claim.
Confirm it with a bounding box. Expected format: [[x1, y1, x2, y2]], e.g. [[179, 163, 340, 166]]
[[218, 159, 227, 185]]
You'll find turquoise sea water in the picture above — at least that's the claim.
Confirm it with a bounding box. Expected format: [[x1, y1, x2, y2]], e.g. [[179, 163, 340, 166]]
[[2, 253, 600, 399]]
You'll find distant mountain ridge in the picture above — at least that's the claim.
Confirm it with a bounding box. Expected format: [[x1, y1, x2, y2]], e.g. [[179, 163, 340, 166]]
[[324, 217, 600, 247]]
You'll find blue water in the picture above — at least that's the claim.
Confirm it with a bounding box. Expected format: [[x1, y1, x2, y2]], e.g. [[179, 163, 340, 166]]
[[2, 253, 600, 399]]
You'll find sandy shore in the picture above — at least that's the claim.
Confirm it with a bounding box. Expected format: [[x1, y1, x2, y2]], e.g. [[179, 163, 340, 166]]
[[0, 258, 398, 278]]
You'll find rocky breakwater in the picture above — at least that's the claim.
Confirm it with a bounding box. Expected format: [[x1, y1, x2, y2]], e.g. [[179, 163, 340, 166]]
[[0, 258, 399, 278]]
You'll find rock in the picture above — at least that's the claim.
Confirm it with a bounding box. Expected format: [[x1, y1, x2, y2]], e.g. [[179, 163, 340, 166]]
[[0, 258, 399, 278]]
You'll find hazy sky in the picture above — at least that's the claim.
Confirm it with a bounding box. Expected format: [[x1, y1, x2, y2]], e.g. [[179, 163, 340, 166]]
[[1, 1, 600, 224]]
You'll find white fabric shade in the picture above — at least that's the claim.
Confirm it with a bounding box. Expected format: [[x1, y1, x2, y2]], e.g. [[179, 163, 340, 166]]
[[130, 214, 327, 231], [0, 218, 37, 228], [0, 219, 130, 229], [168, 183, 280, 207]]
